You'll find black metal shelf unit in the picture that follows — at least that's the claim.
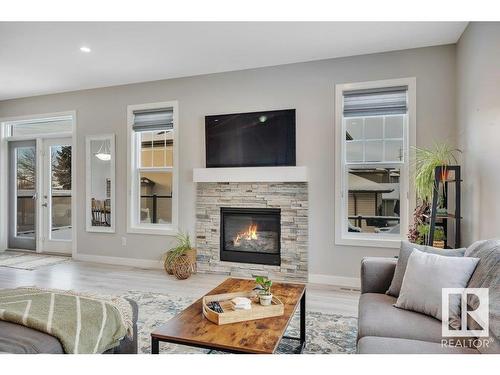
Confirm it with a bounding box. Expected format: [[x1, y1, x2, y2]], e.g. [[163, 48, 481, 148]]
[[427, 165, 462, 248]]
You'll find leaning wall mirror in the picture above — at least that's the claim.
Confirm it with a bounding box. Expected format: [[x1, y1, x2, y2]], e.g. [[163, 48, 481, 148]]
[[86, 134, 115, 232]]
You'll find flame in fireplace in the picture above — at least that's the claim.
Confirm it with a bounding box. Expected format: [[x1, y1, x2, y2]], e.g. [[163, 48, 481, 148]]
[[234, 224, 258, 246]]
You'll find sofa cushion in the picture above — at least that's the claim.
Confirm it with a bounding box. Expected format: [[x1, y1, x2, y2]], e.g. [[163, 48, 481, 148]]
[[358, 293, 444, 343], [395, 249, 479, 321], [357, 336, 479, 354], [0, 320, 64, 354], [386, 241, 466, 297]]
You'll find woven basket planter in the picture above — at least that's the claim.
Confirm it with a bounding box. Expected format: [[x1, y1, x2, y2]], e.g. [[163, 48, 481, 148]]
[[166, 248, 197, 280], [163, 254, 175, 275]]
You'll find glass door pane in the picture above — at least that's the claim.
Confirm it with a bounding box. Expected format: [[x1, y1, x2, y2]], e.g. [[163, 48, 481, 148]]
[[8, 141, 37, 250], [16, 147, 36, 238], [49, 144, 72, 241]]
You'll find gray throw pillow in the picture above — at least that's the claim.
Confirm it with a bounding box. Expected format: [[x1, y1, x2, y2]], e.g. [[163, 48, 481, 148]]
[[386, 241, 466, 297], [395, 249, 479, 321]]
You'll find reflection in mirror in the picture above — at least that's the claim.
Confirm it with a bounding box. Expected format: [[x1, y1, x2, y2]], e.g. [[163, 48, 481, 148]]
[[86, 135, 115, 232]]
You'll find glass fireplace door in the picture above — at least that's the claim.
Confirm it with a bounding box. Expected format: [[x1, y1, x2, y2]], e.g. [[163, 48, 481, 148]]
[[220, 207, 281, 266]]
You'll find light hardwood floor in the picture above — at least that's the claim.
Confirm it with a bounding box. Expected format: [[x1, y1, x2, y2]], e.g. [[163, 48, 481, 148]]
[[0, 255, 360, 317]]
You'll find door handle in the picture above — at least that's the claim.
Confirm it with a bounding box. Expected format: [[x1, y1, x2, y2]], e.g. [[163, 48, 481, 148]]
[[41, 203, 48, 207]]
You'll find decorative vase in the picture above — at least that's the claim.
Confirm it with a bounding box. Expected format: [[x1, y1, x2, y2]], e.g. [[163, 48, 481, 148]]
[[259, 293, 273, 306]]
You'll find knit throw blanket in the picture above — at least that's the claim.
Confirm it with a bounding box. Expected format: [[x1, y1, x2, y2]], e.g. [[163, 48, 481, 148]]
[[0, 287, 133, 354]]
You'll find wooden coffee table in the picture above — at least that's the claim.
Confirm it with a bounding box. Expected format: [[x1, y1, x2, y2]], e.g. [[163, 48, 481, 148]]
[[151, 278, 306, 354]]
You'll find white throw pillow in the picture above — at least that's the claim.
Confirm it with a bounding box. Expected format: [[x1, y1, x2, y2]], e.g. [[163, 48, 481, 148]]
[[395, 249, 479, 321]]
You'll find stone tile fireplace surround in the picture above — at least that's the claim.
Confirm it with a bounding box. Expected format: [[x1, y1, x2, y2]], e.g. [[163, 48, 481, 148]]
[[195, 174, 308, 282]]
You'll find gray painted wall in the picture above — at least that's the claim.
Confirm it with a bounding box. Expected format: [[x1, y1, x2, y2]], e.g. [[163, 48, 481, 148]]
[[0, 44, 457, 278], [457, 22, 500, 245]]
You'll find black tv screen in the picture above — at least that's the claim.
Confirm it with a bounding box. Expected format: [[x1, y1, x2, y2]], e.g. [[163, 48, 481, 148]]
[[205, 109, 296, 168]]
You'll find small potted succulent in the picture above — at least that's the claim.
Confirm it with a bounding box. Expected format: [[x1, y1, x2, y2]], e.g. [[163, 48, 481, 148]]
[[255, 276, 273, 306], [436, 195, 448, 217]]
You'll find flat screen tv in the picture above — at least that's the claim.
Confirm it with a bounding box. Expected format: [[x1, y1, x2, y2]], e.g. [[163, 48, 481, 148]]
[[205, 109, 296, 168]]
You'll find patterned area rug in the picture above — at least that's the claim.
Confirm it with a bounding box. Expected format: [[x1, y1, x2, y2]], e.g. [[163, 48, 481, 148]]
[[0, 252, 70, 270], [124, 290, 358, 354]]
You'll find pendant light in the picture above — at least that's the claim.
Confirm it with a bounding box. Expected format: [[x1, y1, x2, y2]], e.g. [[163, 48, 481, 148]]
[[95, 140, 111, 161]]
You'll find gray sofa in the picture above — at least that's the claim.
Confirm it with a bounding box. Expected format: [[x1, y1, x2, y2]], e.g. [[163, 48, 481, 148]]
[[357, 240, 499, 354]]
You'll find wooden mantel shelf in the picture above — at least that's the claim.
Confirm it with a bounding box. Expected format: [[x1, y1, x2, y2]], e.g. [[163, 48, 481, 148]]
[[192, 166, 308, 183]]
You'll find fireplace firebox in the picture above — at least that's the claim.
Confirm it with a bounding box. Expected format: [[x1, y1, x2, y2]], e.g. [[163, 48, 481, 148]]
[[220, 207, 281, 266]]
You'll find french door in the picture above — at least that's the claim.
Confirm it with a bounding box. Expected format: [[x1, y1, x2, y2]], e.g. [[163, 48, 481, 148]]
[[40, 138, 73, 253], [8, 137, 73, 254]]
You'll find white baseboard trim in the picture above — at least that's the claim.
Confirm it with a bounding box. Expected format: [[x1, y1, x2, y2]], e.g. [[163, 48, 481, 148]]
[[308, 273, 361, 288], [73, 253, 163, 269], [73, 254, 360, 288]]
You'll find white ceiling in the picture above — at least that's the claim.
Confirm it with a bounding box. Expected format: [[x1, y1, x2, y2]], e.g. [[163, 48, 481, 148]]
[[0, 22, 467, 101]]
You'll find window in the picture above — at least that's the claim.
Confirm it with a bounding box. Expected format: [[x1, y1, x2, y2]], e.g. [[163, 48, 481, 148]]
[[127, 102, 178, 234], [335, 79, 415, 247], [6, 116, 73, 137]]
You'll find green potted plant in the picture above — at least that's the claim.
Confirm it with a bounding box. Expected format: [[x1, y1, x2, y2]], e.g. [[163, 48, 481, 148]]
[[414, 143, 461, 203], [255, 276, 273, 306], [432, 226, 446, 249], [162, 232, 196, 280], [415, 224, 445, 248]]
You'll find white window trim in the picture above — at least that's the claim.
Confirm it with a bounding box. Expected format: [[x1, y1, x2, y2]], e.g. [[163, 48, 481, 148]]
[[334, 78, 416, 248], [127, 101, 179, 235]]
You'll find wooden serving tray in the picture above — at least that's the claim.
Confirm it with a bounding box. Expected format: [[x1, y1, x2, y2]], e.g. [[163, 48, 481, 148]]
[[202, 291, 284, 325]]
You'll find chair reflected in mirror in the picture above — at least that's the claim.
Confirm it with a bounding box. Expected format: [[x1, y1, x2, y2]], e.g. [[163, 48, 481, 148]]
[[91, 198, 111, 227]]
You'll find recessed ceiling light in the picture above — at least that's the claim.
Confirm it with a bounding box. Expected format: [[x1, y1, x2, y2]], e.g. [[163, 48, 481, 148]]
[[80, 46, 91, 53]]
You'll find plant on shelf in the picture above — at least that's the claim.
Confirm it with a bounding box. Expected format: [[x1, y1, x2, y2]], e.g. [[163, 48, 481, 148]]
[[415, 224, 445, 248], [162, 232, 197, 280], [414, 142, 461, 203], [432, 226, 446, 248], [255, 276, 273, 306], [436, 195, 448, 217]]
